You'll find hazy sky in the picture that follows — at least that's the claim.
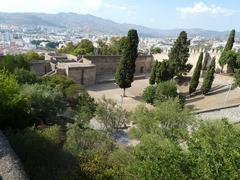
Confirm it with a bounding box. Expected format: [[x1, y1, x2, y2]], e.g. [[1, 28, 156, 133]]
[[1, 0, 240, 30]]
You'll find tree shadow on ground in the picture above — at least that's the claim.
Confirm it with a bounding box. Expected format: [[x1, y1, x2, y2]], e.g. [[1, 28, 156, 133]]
[[87, 82, 119, 91], [207, 87, 230, 96], [186, 96, 205, 104]]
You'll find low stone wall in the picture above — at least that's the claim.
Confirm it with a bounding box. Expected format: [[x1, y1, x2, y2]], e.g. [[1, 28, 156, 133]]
[[196, 104, 240, 124], [0, 131, 28, 180]]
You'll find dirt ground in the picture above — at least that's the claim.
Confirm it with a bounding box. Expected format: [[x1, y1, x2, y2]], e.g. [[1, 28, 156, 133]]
[[87, 74, 240, 111]]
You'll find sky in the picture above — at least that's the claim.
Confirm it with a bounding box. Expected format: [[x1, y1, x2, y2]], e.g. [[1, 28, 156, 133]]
[[1, 0, 240, 31]]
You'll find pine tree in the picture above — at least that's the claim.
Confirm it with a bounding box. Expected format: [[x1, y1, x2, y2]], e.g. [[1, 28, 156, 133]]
[[219, 29, 235, 71], [115, 29, 139, 96], [189, 52, 203, 94], [168, 31, 192, 77], [201, 57, 216, 95]]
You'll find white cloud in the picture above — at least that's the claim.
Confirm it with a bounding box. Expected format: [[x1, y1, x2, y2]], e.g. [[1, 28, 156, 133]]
[[104, 3, 127, 11], [0, 0, 103, 13], [104, 3, 136, 16], [177, 2, 232, 18]]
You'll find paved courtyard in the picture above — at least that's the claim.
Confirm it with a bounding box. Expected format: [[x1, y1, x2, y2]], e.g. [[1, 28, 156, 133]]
[[87, 74, 240, 112]]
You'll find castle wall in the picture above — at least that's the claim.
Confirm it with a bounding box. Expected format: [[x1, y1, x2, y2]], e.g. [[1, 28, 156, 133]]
[[84, 55, 154, 76], [29, 55, 153, 85], [29, 60, 52, 75], [153, 50, 223, 74]]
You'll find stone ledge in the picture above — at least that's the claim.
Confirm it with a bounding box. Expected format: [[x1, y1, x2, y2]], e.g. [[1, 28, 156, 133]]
[[0, 131, 28, 180]]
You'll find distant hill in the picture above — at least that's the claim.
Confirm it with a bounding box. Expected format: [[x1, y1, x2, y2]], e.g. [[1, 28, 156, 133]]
[[0, 12, 235, 38]]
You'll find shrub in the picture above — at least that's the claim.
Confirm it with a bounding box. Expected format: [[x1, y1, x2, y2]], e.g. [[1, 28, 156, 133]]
[[155, 80, 178, 102], [234, 69, 240, 86], [14, 68, 38, 85], [0, 70, 32, 130], [142, 85, 156, 104]]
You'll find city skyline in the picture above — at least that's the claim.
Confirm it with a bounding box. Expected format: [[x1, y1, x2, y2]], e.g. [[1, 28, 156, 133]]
[[1, 0, 240, 31]]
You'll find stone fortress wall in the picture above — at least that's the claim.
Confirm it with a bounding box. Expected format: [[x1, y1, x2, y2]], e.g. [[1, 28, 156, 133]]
[[29, 48, 231, 86], [29, 54, 154, 86], [154, 48, 231, 73]]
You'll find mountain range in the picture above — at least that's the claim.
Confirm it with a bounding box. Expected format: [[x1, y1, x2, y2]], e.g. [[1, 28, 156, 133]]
[[0, 12, 235, 38]]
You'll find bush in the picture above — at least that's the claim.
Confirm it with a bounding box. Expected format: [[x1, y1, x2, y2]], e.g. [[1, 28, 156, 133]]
[[14, 68, 38, 85], [234, 69, 240, 86], [0, 70, 32, 130], [155, 80, 178, 102], [0, 54, 29, 72], [20, 84, 65, 124], [142, 85, 156, 104], [143, 80, 185, 107]]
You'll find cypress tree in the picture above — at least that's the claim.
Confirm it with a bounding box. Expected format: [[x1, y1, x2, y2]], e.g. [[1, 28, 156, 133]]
[[224, 29, 235, 51], [189, 52, 203, 94], [168, 31, 192, 77], [115, 29, 139, 96], [219, 29, 235, 71], [149, 61, 158, 85], [201, 57, 216, 95]]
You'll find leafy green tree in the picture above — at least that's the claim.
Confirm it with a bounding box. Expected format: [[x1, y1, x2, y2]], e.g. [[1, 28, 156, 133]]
[[122, 134, 190, 179], [74, 39, 94, 55], [0, 54, 29, 72], [150, 47, 162, 54], [189, 52, 203, 94], [168, 31, 192, 77], [115, 29, 139, 96], [219, 29, 235, 71], [131, 99, 194, 141], [0, 70, 32, 130], [24, 50, 44, 61], [201, 58, 216, 95], [59, 42, 75, 54], [20, 84, 65, 124], [64, 121, 117, 179], [41, 75, 75, 92], [95, 97, 129, 134], [149, 61, 158, 85], [188, 120, 240, 179], [14, 68, 38, 85]]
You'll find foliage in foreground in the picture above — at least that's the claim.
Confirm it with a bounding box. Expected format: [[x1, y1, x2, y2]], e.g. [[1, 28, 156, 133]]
[[7, 126, 76, 180]]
